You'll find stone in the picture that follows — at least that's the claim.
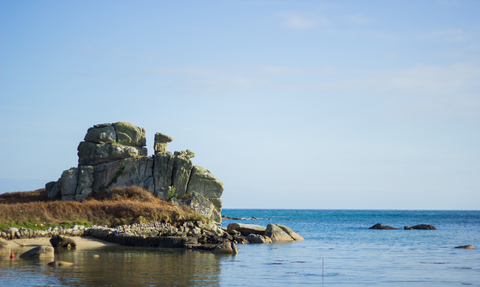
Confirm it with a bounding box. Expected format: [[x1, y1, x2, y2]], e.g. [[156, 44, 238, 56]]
[[172, 155, 193, 196], [186, 191, 221, 223], [110, 143, 147, 161], [76, 165, 94, 199], [20, 246, 55, 259], [154, 132, 173, 143], [46, 181, 60, 198], [368, 223, 398, 230], [78, 142, 147, 166], [153, 152, 174, 193], [108, 157, 154, 193], [84, 124, 116, 143], [154, 142, 168, 153], [113, 122, 146, 147], [60, 168, 78, 196], [404, 224, 436, 230], [213, 242, 238, 254], [186, 166, 223, 199], [247, 234, 272, 244], [47, 260, 74, 267], [154, 132, 173, 154], [455, 245, 474, 249], [174, 150, 195, 159], [50, 235, 77, 248], [227, 223, 266, 236], [265, 224, 294, 242], [209, 198, 223, 212], [276, 224, 304, 241]]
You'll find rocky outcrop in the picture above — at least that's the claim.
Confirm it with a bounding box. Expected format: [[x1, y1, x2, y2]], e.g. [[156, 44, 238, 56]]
[[45, 122, 224, 222], [404, 224, 436, 230], [368, 223, 398, 230], [227, 223, 303, 244]]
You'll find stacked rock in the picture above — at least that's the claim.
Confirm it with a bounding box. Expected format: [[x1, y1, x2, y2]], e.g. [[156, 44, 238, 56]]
[[45, 122, 224, 223], [154, 132, 173, 154]]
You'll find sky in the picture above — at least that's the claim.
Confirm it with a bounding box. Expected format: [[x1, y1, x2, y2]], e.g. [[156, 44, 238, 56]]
[[1, 0, 479, 210]]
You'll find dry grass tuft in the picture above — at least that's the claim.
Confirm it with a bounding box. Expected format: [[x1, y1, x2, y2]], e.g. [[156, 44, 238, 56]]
[[0, 186, 206, 229]]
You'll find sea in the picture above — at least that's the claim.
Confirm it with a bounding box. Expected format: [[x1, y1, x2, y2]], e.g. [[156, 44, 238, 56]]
[[1, 209, 479, 286]]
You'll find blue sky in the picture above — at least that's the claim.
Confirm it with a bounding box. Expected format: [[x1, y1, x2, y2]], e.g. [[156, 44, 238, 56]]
[[1, 0, 479, 209]]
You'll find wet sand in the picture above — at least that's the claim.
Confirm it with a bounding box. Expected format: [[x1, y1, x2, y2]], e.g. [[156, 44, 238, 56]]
[[8, 236, 118, 251]]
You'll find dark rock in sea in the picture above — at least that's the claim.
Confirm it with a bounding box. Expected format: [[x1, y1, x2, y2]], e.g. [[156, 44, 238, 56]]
[[455, 245, 474, 249], [369, 223, 398, 230], [247, 234, 272, 244], [213, 242, 238, 254], [404, 224, 436, 230]]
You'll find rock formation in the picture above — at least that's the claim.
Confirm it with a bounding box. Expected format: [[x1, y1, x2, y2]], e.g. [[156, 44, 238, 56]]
[[227, 223, 304, 243], [45, 122, 224, 222]]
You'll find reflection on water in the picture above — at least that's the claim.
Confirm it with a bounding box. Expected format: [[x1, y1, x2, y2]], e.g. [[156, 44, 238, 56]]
[[1, 246, 225, 286]]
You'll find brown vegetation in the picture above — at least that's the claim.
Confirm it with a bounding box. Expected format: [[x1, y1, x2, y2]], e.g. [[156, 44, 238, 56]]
[[0, 186, 205, 230]]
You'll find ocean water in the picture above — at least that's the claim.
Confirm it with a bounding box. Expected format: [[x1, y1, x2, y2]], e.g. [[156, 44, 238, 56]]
[[1, 209, 479, 286]]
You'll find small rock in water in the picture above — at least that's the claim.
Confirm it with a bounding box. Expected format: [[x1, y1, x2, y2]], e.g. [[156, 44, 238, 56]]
[[93, 254, 100, 258], [48, 261, 74, 267], [455, 245, 475, 249]]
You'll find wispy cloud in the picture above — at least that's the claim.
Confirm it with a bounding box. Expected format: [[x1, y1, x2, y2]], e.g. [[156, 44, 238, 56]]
[[280, 12, 328, 29], [136, 62, 480, 122]]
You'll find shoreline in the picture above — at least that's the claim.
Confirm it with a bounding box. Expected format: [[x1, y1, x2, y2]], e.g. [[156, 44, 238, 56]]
[[8, 236, 119, 251]]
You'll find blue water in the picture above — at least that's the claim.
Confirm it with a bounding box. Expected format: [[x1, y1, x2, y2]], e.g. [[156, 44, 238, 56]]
[[1, 209, 479, 286]]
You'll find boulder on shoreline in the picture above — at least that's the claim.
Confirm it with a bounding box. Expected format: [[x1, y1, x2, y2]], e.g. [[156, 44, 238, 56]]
[[369, 223, 398, 230], [20, 246, 54, 259], [50, 235, 77, 248], [227, 223, 266, 236]]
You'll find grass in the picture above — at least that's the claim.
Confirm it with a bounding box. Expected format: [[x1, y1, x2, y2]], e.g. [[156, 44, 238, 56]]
[[0, 186, 207, 230]]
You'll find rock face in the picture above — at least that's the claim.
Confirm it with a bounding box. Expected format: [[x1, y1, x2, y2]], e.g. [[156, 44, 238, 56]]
[[45, 122, 224, 222]]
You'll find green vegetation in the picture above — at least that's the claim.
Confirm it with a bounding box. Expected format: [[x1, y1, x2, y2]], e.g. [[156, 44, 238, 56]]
[[167, 187, 177, 201], [0, 186, 206, 230]]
